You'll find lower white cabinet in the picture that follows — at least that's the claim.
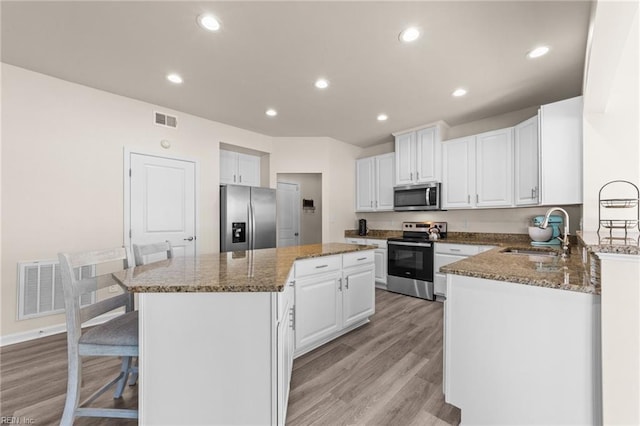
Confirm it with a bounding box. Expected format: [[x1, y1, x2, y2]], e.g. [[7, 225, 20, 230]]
[[444, 274, 600, 424], [294, 252, 375, 356], [277, 271, 295, 425], [345, 238, 388, 288], [434, 243, 494, 297]]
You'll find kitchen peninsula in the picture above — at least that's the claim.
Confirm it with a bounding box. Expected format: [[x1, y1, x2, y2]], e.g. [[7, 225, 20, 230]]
[[112, 243, 376, 425]]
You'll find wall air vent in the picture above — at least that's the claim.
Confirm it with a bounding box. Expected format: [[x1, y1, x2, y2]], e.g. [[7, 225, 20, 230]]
[[17, 259, 95, 320], [154, 111, 178, 129]]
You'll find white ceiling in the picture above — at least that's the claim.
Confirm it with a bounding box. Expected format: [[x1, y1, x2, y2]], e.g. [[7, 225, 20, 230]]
[[1, 1, 592, 147]]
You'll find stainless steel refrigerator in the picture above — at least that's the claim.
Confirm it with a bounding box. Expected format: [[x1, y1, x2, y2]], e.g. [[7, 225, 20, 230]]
[[220, 185, 277, 252]]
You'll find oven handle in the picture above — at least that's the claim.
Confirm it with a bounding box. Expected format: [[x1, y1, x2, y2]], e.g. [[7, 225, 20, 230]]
[[388, 241, 432, 248]]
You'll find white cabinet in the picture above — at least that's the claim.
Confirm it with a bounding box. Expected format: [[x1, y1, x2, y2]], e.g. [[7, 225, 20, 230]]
[[294, 252, 375, 356], [475, 128, 514, 207], [539, 96, 583, 205], [434, 243, 494, 297], [514, 116, 539, 206], [220, 149, 261, 186], [345, 238, 387, 288], [277, 271, 295, 425], [442, 128, 513, 209], [442, 136, 475, 209], [444, 274, 600, 425], [394, 125, 443, 186], [355, 153, 394, 212]]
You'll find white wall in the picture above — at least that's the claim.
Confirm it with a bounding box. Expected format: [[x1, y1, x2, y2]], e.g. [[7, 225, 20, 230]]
[[276, 173, 322, 245], [1, 64, 273, 336], [270, 137, 362, 243], [581, 2, 639, 424]]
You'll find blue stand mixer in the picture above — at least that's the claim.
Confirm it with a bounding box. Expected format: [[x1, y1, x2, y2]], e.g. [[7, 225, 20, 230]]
[[531, 215, 563, 246]]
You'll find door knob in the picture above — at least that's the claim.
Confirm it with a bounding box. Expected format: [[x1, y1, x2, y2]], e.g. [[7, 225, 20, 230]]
[[184, 236, 194, 241]]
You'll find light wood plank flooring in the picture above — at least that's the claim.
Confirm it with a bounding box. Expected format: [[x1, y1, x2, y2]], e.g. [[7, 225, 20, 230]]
[[1, 289, 459, 425]]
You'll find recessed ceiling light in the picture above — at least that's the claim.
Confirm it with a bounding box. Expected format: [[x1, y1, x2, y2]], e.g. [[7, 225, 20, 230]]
[[315, 78, 329, 89], [399, 27, 421, 43], [452, 88, 467, 97], [167, 73, 183, 84], [198, 14, 221, 32], [377, 114, 388, 122], [265, 108, 278, 117], [527, 46, 550, 59]]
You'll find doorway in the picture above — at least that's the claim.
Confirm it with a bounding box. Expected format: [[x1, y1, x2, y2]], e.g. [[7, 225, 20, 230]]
[[125, 151, 197, 259], [277, 173, 322, 246]]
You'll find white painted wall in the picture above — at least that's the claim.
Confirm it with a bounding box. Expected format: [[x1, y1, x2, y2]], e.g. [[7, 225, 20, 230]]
[[1, 64, 273, 336], [270, 137, 362, 244], [276, 173, 322, 245], [581, 2, 639, 424]]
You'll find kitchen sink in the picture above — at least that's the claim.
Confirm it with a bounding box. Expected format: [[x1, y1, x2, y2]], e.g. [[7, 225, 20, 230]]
[[500, 247, 559, 257]]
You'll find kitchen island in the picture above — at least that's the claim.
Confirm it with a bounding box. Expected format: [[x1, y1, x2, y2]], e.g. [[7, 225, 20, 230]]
[[112, 243, 376, 426], [441, 245, 601, 425]]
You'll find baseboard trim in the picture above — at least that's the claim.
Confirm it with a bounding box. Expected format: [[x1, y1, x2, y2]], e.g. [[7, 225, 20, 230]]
[[0, 312, 123, 347]]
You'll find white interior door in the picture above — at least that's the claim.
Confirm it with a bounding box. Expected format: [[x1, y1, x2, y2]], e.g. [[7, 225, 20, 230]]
[[277, 182, 300, 247], [129, 153, 196, 260]]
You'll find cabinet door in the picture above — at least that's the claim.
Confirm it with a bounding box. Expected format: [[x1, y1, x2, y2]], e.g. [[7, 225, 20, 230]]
[[375, 153, 395, 211], [395, 132, 415, 185], [415, 127, 440, 183], [276, 296, 290, 426], [475, 128, 514, 208], [220, 150, 237, 184], [237, 153, 261, 186], [514, 116, 539, 206], [356, 158, 375, 211], [539, 96, 583, 205], [374, 249, 387, 285], [342, 266, 375, 328], [442, 137, 475, 209], [294, 272, 342, 351]]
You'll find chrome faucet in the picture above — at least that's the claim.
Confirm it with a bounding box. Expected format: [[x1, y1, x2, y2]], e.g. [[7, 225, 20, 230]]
[[539, 207, 571, 259]]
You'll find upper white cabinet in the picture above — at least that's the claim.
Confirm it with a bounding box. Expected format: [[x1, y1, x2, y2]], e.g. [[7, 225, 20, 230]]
[[220, 149, 261, 186], [514, 116, 539, 206], [539, 96, 583, 205], [394, 124, 444, 186], [355, 153, 394, 212], [442, 136, 475, 209], [442, 128, 513, 209], [475, 128, 514, 208]]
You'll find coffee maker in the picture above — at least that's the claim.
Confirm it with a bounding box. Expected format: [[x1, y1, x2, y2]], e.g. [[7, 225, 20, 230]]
[[358, 219, 367, 236], [531, 215, 563, 246]]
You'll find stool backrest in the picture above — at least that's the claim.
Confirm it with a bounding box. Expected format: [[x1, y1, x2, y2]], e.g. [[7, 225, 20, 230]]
[[132, 241, 173, 266]]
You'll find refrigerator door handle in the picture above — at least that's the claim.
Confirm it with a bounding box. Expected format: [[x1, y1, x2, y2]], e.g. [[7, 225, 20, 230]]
[[249, 201, 256, 250]]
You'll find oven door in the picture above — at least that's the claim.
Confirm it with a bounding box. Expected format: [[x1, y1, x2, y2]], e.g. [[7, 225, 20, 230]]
[[387, 241, 434, 282]]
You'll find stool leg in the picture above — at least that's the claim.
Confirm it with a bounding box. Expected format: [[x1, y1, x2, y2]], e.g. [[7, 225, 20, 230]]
[[113, 356, 132, 398], [61, 351, 81, 426], [128, 357, 138, 386]]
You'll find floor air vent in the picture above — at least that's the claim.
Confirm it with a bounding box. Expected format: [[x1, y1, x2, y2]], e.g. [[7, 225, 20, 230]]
[[154, 111, 178, 128], [17, 259, 95, 320]]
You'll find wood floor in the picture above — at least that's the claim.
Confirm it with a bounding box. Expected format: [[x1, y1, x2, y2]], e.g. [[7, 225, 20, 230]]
[[1, 289, 459, 425]]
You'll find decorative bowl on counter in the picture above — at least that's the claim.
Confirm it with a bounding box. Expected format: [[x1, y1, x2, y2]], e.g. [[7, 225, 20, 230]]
[[528, 226, 554, 242]]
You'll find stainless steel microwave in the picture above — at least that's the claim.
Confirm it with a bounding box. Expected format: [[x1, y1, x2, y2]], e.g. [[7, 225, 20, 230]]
[[393, 182, 442, 211]]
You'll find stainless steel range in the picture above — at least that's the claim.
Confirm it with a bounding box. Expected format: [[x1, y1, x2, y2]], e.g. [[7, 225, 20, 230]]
[[387, 221, 447, 300]]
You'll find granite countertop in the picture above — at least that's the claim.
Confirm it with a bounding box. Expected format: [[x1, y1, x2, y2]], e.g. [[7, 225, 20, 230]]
[[440, 244, 595, 294], [112, 243, 376, 293], [578, 230, 640, 255]]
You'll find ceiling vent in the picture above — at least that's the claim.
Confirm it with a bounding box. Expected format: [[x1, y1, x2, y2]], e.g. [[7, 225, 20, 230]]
[[154, 111, 178, 129]]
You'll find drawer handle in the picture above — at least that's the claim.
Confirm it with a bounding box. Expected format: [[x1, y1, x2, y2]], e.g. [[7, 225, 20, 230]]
[[357, 257, 367, 261], [315, 264, 329, 269], [449, 249, 461, 252]]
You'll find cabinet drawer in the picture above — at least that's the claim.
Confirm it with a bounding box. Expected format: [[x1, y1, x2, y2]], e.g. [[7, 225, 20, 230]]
[[435, 253, 467, 272], [365, 239, 387, 249], [343, 250, 375, 269], [295, 255, 341, 278], [435, 243, 479, 256], [345, 238, 365, 244]]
